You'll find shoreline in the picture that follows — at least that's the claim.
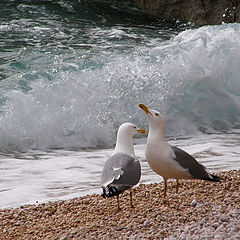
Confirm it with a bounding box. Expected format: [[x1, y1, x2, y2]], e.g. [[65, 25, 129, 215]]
[[0, 169, 239, 239]]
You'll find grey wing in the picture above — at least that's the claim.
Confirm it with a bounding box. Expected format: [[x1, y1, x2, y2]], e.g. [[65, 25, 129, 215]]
[[100, 153, 141, 187], [171, 146, 212, 180]]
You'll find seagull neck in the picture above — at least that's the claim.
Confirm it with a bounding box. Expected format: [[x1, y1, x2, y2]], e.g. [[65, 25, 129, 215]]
[[148, 125, 166, 142], [113, 136, 135, 157]]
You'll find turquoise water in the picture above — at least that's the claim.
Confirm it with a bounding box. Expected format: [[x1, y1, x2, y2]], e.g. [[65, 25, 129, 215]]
[[0, 0, 240, 208]]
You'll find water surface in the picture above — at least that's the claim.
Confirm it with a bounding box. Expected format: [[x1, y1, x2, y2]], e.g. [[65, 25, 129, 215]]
[[0, 0, 239, 209]]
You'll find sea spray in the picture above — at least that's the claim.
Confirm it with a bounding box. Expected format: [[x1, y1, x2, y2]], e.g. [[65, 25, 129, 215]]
[[0, 1, 240, 151], [0, 1, 240, 210]]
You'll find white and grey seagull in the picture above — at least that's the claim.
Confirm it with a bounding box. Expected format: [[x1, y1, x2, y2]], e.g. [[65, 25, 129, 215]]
[[139, 104, 220, 197], [100, 122, 145, 211]]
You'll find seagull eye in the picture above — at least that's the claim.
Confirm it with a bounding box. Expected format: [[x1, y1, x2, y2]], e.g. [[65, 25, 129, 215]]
[[155, 113, 159, 116], [133, 126, 136, 129]]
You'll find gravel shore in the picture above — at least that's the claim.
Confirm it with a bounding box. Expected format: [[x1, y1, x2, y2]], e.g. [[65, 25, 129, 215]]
[[0, 169, 239, 240]]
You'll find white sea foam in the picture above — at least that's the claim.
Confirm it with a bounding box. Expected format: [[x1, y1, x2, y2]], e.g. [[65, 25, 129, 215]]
[[0, 133, 239, 209], [0, 23, 240, 151]]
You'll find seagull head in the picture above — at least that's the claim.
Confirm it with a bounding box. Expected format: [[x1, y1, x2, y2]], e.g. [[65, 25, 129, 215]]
[[118, 123, 145, 138], [138, 104, 166, 132], [113, 122, 145, 157]]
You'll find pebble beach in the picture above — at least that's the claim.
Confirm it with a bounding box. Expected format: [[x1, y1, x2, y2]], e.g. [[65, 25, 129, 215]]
[[0, 169, 239, 240]]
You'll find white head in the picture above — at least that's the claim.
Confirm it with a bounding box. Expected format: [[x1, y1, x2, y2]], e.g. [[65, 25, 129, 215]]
[[117, 122, 145, 138], [113, 122, 145, 157], [138, 104, 166, 134]]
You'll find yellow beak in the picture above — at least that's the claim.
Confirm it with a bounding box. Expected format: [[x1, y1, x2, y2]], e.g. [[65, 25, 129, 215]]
[[136, 128, 145, 134], [138, 104, 152, 116]]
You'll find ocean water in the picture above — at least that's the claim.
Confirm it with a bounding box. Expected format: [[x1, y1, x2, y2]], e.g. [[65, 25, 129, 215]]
[[0, 0, 240, 209]]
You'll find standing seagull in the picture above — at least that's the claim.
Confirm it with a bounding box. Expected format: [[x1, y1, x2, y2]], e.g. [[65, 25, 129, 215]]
[[138, 104, 220, 197], [100, 123, 145, 211]]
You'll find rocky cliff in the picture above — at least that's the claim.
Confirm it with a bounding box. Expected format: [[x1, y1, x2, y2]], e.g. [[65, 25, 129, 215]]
[[129, 0, 240, 25]]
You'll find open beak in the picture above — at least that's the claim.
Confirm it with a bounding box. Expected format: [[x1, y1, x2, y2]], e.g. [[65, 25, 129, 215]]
[[136, 128, 145, 134], [138, 104, 152, 116]]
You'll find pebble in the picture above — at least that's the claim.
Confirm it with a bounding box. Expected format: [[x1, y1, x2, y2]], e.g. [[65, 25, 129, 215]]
[[214, 235, 223, 240], [190, 199, 197, 207], [212, 222, 219, 228], [220, 215, 229, 222], [0, 170, 239, 240], [59, 236, 67, 240]]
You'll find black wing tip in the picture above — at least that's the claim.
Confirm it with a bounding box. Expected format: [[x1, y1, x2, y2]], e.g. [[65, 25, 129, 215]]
[[210, 174, 221, 182], [101, 186, 123, 198], [202, 174, 221, 182]]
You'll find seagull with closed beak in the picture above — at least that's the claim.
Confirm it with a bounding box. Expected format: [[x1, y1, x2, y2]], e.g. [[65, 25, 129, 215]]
[[100, 122, 145, 211], [139, 104, 220, 198]]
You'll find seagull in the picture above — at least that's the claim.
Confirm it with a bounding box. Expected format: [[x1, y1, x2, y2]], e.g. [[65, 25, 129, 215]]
[[138, 104, 220, 197], [100, 123, 145, 211]]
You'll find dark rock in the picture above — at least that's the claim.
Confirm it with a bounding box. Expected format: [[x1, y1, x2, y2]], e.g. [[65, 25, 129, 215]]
[[127, 0, 240, 25]]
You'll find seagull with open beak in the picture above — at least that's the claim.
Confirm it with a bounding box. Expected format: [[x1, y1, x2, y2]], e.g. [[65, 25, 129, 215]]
[[138, 103, 220, 198]]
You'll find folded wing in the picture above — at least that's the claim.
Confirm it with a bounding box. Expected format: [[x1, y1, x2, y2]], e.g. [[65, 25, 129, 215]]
[[100, 153, 141, 197]]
